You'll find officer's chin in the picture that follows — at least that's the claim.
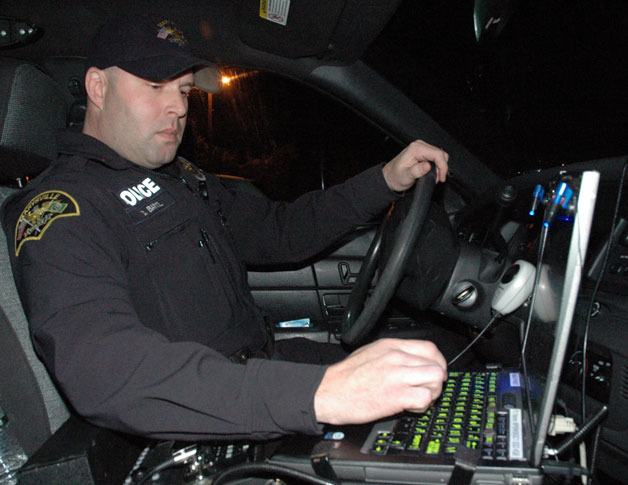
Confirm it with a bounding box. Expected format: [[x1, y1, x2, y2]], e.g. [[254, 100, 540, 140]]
[[138, 154, 176, 170], [147, 145, 180, 169]]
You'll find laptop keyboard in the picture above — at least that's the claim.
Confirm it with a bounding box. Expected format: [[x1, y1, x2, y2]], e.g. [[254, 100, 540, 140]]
[[369, 371, 507, 460]]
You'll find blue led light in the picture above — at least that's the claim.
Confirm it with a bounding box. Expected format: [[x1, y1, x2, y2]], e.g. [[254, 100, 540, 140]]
[[543, 221, 550, 228], [552, 182, 574, 209], [533, 184, 544, 199], [529, 184, 544, 217], [556, 215, 574, 223], [557, 182, 567, 196]]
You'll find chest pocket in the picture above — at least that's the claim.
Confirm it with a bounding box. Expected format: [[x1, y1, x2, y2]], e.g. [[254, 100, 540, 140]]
[[125, 194, 236, 344], [128, 191, 194, 252]]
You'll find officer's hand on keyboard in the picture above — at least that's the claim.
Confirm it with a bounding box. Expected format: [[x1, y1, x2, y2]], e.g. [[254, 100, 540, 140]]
[[313, 338, 447, 425]]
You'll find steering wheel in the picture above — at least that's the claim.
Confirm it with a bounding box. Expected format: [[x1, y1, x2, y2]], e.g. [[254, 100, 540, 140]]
[[341, 169, 437, 346]]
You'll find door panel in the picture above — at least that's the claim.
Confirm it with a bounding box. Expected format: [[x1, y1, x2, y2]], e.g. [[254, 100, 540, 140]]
[[247, 226, 376, 334], [247, 265, 315, 288], [250, 290, 322, 325]]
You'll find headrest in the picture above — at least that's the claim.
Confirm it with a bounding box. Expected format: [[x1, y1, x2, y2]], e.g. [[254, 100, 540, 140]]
[[41, 57, 87, 133], [0, 58, 74, 185]]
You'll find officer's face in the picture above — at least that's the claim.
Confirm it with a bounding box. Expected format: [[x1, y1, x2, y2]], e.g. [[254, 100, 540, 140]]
[[101, 68, 194, 169]]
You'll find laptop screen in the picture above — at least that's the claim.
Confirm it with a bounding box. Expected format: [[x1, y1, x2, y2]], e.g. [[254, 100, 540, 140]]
[[520, 171, 599, 466]]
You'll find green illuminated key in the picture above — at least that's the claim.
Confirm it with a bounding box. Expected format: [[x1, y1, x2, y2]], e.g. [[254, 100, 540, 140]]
[[409, 434, 422, 450], [426, 439, 441, 455], [466, 440, 479, 449], [390, 439, 404, 448]]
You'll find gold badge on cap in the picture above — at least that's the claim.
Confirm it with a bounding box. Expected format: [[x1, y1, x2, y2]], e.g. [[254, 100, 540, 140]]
[[156, 19, 187, 46], [15, 190, 80, 256]]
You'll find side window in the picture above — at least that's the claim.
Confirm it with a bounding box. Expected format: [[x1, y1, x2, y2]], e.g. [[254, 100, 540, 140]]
[[180, 68, 400, 201]]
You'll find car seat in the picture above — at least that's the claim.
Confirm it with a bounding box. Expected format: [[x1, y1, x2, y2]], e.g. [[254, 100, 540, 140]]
[[0, 57, 76, 456]]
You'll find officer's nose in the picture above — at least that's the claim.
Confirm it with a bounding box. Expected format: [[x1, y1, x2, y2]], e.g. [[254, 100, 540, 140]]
[[166, 91, 188, 119]]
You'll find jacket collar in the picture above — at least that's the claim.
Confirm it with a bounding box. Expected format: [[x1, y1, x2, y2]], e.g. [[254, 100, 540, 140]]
[[57, 131, 178, 176], [57, 130, 136, 170]]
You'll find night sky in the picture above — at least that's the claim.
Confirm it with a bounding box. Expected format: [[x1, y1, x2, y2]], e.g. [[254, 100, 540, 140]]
[[182, 1, 628, 198], [365, 0, 628, 177]]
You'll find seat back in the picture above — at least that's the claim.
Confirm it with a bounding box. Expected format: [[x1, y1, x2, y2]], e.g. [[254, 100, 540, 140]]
[[0, 282, 50, 456], [0, 58, 75, 454]]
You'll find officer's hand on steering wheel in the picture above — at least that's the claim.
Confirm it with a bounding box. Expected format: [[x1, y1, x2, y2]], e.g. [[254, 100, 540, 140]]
[[382, 140, 449, 192]]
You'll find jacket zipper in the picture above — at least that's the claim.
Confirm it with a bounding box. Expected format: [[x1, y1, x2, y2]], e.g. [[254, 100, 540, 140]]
[[199, 227, 247, 305], [145, 221, 188, 251], [199, 228, 216, 263], [174, 169, 262, 325]]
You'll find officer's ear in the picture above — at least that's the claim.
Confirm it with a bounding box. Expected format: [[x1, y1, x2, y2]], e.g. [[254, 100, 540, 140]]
[[84, 67, 108, 111]]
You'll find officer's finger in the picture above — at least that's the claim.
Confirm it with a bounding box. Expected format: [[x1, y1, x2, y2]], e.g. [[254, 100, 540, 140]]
[[398, 385, 437, 413], [406, 142, 448, 183], [397, 364, 447, 389], [390, 339, 448, 370], [420, 147, 448, 183], [433, 149, 449, 183]]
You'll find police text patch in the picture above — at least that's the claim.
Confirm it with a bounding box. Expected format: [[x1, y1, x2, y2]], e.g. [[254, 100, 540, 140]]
[[15, 191, 80, 256], [119, 177, 161, 206]]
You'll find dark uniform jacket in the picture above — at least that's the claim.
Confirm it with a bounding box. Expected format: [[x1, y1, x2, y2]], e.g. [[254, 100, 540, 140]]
[[2, 131, 397, 440]]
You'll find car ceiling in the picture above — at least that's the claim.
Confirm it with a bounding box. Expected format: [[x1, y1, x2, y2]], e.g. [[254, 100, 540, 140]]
[[2, 0, 402, 69]]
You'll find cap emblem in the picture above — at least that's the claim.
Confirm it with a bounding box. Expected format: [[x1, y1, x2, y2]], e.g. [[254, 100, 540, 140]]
[[156, 19, 187, 46]]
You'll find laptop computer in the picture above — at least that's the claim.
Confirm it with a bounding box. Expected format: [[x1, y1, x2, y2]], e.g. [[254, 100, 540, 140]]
[[269, 170, 600, 484]]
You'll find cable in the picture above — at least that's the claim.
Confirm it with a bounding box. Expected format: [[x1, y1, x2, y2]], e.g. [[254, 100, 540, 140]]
[[448, 312, 501, 366], [134, 445, 197, 485], [553, 406, 608, 457], [211, 462, 339, 485], [580, 160, 627, 424], [587, 423, 602, 485], [123, 446, 151, 485], [134, 457, 179, 485], [521, 221, 551, 429]]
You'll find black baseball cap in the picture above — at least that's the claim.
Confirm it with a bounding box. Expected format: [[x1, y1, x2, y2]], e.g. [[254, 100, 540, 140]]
[[86, 15, 220, 93]]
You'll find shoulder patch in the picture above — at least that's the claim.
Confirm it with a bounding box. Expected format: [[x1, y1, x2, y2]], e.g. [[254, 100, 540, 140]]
[[15, 190, 80, 256]]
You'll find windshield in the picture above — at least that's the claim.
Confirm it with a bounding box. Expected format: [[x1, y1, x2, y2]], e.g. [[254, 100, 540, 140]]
[[364, 1, 628, 177]]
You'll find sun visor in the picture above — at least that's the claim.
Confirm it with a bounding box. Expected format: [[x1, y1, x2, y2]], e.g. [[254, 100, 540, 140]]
[[238, 0, 402, 62]]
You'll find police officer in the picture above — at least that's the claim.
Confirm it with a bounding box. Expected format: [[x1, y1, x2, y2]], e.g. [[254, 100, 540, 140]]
[[3, 15, 449, 440]]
